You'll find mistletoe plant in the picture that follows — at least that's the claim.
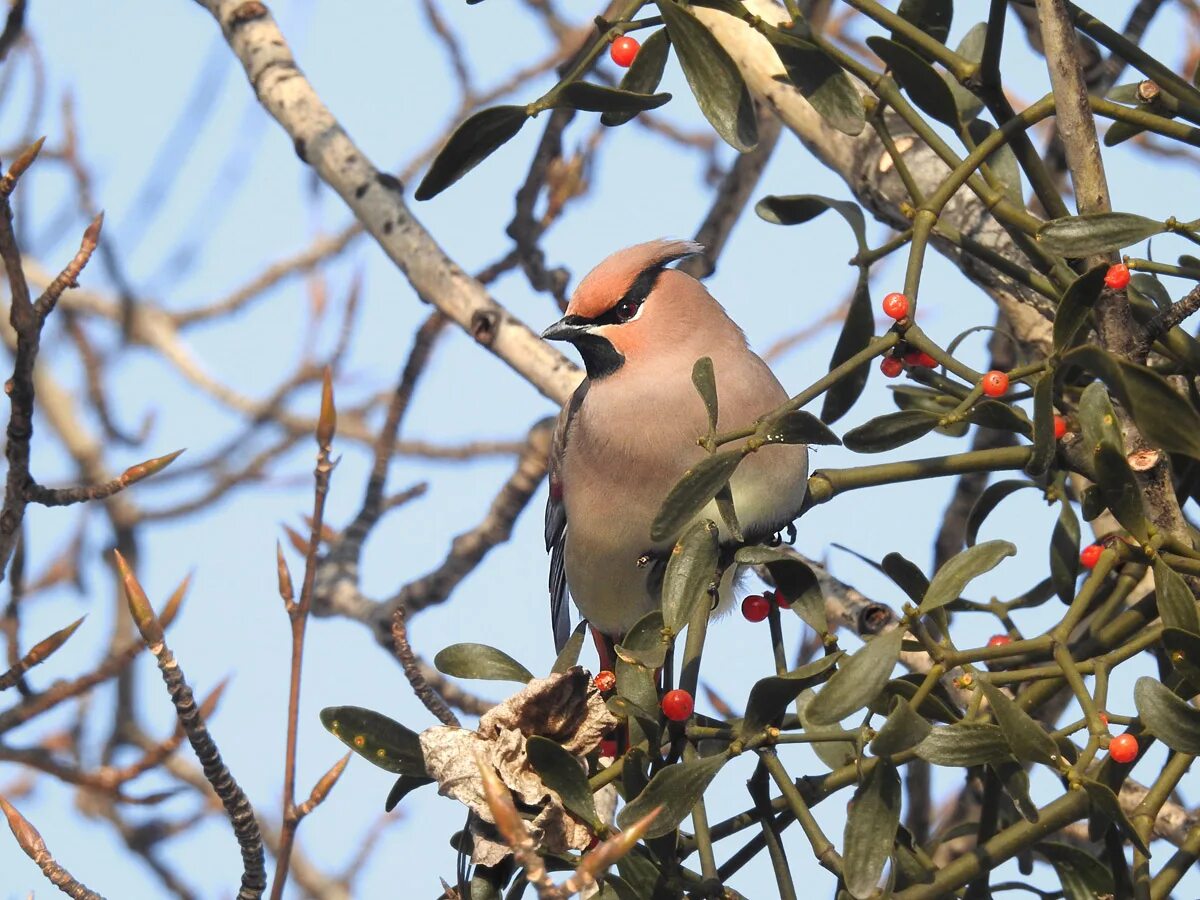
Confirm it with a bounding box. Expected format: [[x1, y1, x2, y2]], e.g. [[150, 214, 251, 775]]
[[323, 1, 1200, 898]]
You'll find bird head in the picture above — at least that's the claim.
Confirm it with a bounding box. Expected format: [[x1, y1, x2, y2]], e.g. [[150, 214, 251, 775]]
[[542, 239, 723, 379]]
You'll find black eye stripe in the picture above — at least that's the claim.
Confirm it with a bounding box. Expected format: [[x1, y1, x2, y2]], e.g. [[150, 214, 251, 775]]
[[591, 265, 666, 327]]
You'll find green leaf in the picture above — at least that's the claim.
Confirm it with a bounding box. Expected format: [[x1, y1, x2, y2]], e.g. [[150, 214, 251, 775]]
[[762, 25, 865, 136], [878, 675, 961, 723], [914, 723, 1011, 766], [615, 613, 664, 748], [1037, 212, 1166, 256], [384, 774, 434, 812], [594, 877, 642, 900], [762, 410, 841, 445], [615, 608, 670, 670], [415, 105, 529, 201], [920, 540, 1016, 613], [656, 0, 757, 151], [797, 689, 859, 769], [867, 36, 959, 126], [1093, 443, 1150, 542], [1134, 676, 1200, 754], [616, 752, 728, 837], [552, 622, 587, 674], [556, 82, 671, 114], [736, 546, 829, 635], [992, 759, 1038, 821], [1067, 345, 1200, 462], [805, 629, 903, 725], [843, 409, 940, 453], [713, 483, 742, 543], [944, 23, 985, 122], [1163, 627, 1200, 687], [821, 272, 874, 424], [650, 449, 743, 543], [467, 867, 502, 900], [1103, 119, 1147, 147], [740, 653, 842, 738], [1053, 263, 1108, 352], [870, 697, 932, 757], [1077, 380, 1124, 455], [1035, 843, 1116, 900], [890, 385, 958, 416], [527, 736, 600, 828], [894, 0, 952, 47], [1050, 498, 1081, 606], [1079, 776, 1150, 855], [881, 552, 929, 606], [1128, 272, 1172, 310], [1106, 83, 1142, 103], [692, 357, 718, 433], [603, 28, 672, 126], [977, 680, 1058, 765], [966, 480, 1036, 546], [320, 706, 427, 776], [1026, 374, 1056, 478], [434, 643, 533, 683], [661, 519, 719, 635], [966, 119, 1022, 206], [1080, 485, 1105, 522], [967, 399, 1032, 437], [616, 847, 667, 899], [1152, 559, 1200, 637], [754, 193, 867, 250], [842, 761, 901, 899]]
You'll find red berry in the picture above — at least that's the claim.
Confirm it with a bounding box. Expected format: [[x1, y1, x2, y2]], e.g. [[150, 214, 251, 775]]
[[661, 689, 694, 722], [741, 594, 770, 622], [599, 738, 619, 758], [981, 370, 1009, 397], [882, 292, 909, 320], [880, 357, 903, 378], [1080, 544, 1103, 569], [610, 36, 640, 67], [1053, 415, 1068, 440], [987, 634, 1012, 647], [903, 351, 937, 368], [773, 591, 790, 609], [593, 670, 616, 693], [1108, 732, 1138, 763], [1104, 263, 1131, 290]]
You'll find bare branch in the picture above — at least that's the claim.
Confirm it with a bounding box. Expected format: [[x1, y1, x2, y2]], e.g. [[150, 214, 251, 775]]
[[193, 0, 581, 405], [0, 794, 104, 899]]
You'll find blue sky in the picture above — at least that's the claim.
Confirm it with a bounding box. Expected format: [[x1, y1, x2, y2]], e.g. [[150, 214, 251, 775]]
[[1, 2, 1197, 898]]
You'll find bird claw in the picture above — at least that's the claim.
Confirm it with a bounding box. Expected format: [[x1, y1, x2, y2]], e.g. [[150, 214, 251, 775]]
[[765, 523, 798, 547]]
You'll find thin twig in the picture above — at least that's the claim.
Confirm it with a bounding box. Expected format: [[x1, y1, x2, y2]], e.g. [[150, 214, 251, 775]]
[[271, 369, 337, 900], [392, 600, 459, 727], [115, 553, 265, 899], [0, 794, 105, 899]]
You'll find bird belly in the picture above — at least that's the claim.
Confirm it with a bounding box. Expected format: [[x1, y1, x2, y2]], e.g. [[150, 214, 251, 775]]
[[705, 441, 810, 542], [562, 530, 658, 638], [561, 441, 808, 639]]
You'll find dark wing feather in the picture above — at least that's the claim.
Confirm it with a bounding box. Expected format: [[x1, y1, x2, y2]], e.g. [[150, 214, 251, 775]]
[[547, 380, 588, 652]]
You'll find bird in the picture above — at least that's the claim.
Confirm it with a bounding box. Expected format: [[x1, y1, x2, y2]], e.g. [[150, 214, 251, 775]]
[[542, 239, 809, 652]]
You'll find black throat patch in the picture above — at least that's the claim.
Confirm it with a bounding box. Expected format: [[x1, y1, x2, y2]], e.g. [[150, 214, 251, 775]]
[[574, 333, 625, 379]]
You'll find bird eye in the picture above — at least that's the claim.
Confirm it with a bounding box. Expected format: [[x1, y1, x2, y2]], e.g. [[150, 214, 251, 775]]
[[615, 299, 641, 322]]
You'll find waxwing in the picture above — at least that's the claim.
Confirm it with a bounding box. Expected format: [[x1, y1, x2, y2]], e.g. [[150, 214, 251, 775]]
[[542, 239, 809, 650]]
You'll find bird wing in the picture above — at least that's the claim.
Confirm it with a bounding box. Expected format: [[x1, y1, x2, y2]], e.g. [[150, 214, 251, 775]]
[[546, 379, 589, 652]]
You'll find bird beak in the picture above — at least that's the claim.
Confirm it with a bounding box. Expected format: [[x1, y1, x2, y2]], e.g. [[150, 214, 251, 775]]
[[541, 316, 588, 343]]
